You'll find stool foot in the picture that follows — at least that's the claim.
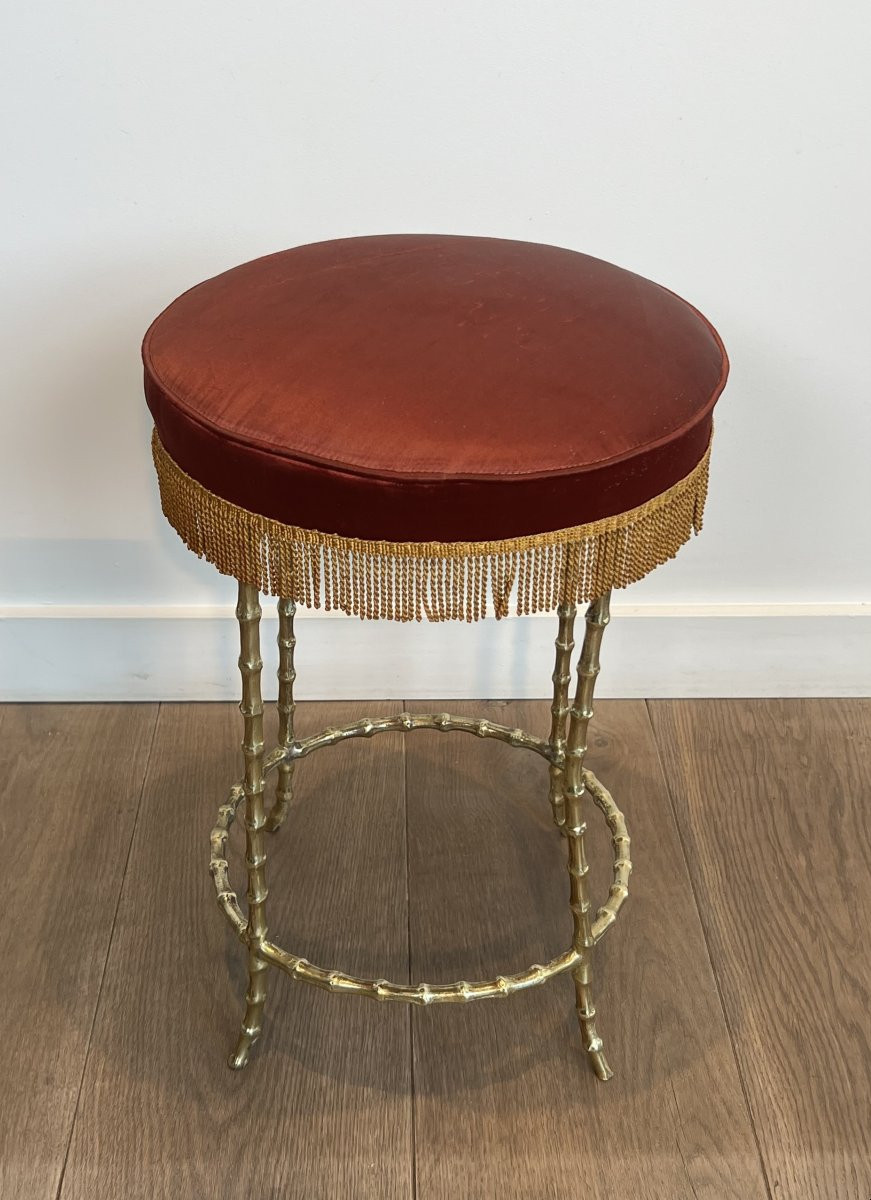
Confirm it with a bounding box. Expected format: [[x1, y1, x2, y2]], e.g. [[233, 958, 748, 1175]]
[[264, 807, 288, 834], [265, 788, 293, 839], [586, 1046, 613, 1082], [575, 974, 619, 1080], [228, 949, 269, 1070], [229, 1025, 259, 1070], [573, 964, 613, 1080], [229, 1044, 251, 1070]]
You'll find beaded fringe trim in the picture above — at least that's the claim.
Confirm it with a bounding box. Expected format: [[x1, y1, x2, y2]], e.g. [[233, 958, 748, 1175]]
[[152, 428, 711, 622]]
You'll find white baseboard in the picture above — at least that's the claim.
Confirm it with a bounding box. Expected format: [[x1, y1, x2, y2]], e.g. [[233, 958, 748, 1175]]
[[1, 603, 868, 701]]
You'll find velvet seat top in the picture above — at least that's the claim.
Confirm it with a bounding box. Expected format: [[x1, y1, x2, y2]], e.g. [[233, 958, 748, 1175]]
[[144, 234, 727, 543]]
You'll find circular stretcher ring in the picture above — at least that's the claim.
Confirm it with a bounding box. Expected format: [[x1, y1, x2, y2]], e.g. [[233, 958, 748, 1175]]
[[208, 713, 631, 1005]]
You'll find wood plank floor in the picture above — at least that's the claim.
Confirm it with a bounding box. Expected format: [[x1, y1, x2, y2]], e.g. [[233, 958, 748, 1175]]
[[649, 700, 871, 1200], [0, 699, 868, 1199]]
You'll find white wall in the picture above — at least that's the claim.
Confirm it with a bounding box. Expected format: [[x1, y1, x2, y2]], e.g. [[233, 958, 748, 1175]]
[[2, 1, 869, 698]]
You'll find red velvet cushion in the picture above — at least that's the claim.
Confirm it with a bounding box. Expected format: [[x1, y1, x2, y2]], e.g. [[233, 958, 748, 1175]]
[[143, 234, 727, 542]]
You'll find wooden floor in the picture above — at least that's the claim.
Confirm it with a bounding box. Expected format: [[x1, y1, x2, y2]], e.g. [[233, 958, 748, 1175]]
[[0, 699, 868, 1199]]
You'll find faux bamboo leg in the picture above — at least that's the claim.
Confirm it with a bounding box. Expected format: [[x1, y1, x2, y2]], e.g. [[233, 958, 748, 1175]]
[[564, 590, 613, 1080], [548, 603, 576, 828], [229, 582, 269, 1070], [265, 597, 296, 833]]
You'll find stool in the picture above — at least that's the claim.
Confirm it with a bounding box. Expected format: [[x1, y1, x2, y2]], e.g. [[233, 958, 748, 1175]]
[[143, 234, 727, 1078]]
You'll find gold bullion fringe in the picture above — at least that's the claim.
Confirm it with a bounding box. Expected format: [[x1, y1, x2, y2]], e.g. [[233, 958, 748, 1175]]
[[152, 428, 711, 622]]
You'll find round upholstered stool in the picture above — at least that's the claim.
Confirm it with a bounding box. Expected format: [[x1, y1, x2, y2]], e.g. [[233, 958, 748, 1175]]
[[143, 234, 728, 1077]]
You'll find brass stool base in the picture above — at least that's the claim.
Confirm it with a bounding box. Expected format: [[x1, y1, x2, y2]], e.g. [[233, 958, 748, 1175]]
[[210, 715, 631, 1074], [211, 586, 631, 1078]]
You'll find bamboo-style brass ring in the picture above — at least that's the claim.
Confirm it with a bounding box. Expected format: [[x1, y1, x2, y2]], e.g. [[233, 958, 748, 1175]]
[[209, 718, 631, 1007]]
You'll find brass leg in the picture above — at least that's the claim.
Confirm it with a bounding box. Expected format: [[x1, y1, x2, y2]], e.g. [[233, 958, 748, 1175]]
[[229, 582, 269, 1070], [265, 597, 296, 833], [548, 603, 576, 829], [564, 591, 613, 1080]]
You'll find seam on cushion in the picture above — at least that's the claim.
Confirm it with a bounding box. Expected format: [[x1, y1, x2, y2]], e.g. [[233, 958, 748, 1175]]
[[150, 381, 720, 486]]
